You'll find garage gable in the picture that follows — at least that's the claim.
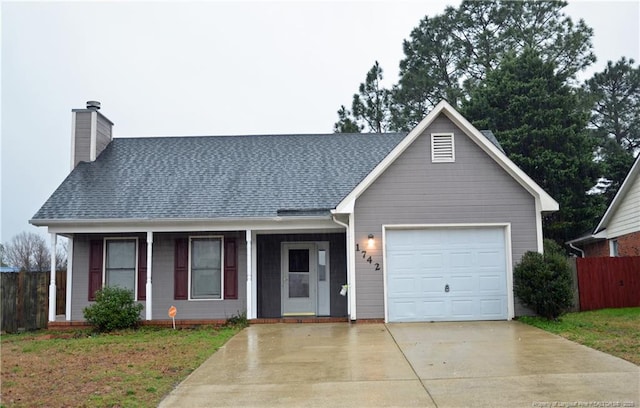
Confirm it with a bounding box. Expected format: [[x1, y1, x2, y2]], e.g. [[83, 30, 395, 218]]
[[335, 100, 558, 215]]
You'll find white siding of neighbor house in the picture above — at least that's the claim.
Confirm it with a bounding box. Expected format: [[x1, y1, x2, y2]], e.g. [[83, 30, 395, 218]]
[[353, 113, 538, 319], [607, 173, 640, 239]]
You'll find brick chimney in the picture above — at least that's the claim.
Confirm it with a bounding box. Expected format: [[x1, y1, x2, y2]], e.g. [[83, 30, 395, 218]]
[[70, 101, 114, 169]]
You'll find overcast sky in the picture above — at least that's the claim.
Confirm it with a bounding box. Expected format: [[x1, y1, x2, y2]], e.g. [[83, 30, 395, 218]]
[[1, 0, 639, 245]]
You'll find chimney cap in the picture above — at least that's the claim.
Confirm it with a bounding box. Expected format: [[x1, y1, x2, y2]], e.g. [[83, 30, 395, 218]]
[[86, 100, 101, 110]]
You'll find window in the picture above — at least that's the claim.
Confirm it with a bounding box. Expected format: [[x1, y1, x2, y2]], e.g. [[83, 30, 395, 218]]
[[190, 237, 223, 299], [105, 239, 137, 295], [431, 133, 455, 162], [610, 239, 619, 257]]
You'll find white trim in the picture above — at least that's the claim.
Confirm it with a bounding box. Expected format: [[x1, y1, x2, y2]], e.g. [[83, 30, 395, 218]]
[[335, 100, 558, 214], [145, 231, 153, 320], [348, 212, 357, 320], [505, 224, 514, 320], [250, 230, 258, 319], [431, 132, 455, 163], [70, 111, 77, 170], [103, 237, 139, 300], [316, 241, 331, 316], [535, 199, 544, 253], [595, 155, 640, 234], [246, 230, 253, 319], [65, 238, 73, 320], [188, 235, 225, 301], [32, 217, 340, 235], [609, 239, 619, 257], [382, 223, 513, 322], [48, 233, 57, 322], [89, 111, 97, 161]]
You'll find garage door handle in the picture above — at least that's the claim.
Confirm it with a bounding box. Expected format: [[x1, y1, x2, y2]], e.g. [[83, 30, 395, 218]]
[[445, 284, 450, 293]]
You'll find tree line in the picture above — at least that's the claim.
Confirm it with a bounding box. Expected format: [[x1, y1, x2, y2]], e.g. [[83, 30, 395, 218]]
[[334, 0, 639, 244], [1, 232, 67, 272]]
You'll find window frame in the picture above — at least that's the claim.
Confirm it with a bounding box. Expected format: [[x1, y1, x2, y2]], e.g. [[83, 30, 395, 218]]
[[102, 237, 139, 300], [431, 132, 455, 163], [188, 235, 225, 301], [609, 239, 619, 257]]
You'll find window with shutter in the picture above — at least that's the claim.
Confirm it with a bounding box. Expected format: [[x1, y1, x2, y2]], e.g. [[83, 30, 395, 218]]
[[431, 133, 455, 162]]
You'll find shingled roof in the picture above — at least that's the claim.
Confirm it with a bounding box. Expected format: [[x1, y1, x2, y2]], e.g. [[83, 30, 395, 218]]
[[31, 133, 408, 221]]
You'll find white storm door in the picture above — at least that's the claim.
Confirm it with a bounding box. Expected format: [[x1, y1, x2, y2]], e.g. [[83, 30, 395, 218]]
[[282, 243, 317, 316]]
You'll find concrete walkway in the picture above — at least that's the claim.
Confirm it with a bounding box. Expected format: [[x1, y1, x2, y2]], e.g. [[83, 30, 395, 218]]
[[159, 322, 639, 407]]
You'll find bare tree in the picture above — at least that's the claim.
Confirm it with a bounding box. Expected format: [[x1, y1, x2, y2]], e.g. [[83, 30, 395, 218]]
[[0, 243, 7, 267], [5, 232, 51, 272], [56, 240, 68, 271]]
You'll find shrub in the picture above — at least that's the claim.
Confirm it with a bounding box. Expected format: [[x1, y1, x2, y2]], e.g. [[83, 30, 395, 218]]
[[83, 286, 143, 332], [514, 239, 573, 320]]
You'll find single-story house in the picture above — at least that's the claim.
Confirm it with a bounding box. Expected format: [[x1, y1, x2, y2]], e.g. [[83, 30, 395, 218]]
[[568, 155, 640, 257], [30, 100, 558, 323]]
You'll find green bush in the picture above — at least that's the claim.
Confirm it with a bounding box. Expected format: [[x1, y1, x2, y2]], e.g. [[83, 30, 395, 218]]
[[514, 239, 573, 320], [83, 286, 144, 332]]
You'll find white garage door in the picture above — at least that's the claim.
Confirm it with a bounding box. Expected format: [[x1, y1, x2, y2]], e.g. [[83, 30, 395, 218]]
[[386, 227, 508, 322]]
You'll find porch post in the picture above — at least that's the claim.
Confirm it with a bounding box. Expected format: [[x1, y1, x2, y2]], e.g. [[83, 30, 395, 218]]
[[48, 233, 57, 322], [146, 231, 153, 320], [348, 213, 357, 320], [246, 230, 253, 319], [65, 238, 73, 320]]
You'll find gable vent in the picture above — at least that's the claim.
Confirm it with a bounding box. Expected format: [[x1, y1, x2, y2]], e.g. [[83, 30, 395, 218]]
[[431, 133, 455, 162]]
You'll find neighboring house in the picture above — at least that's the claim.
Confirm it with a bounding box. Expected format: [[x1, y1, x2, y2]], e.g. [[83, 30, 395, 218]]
[[30, 100, 558, 324], [568, 155, 640, 257]]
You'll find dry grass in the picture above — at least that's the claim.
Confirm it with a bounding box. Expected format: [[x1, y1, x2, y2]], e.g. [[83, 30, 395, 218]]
[[1, 325, 242, 407], [519, 307, 640, 365]]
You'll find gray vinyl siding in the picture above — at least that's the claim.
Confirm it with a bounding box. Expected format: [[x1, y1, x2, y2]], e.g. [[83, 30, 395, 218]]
[[73, 112, 92, 167], [70, 232, 246, 321], [353, 113, 538, 319], [95, 114, 112, 159], [256, 233, 347, 318]]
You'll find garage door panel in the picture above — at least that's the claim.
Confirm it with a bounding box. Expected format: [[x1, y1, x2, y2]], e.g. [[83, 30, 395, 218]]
[[388, 276, 419, 295], [480, 299, 505, 316], [392, 301, 420, 320], [478, 275, 503, 292], [420, 276, 443, 293], [422, 300, 447, 319], [386, 227, 508, 322], [449, 275, 475, 293]]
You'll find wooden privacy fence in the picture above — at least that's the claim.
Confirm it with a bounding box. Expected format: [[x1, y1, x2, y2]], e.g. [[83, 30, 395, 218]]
[[0, 270, 67, 333], [576, 256, 640, 311]]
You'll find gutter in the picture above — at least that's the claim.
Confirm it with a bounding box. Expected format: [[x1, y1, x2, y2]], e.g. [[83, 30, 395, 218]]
[[568, 242, 585, 258]]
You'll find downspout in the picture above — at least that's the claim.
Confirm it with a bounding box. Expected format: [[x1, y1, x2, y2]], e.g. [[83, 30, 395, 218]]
[[568, 242, 584, 258], [332, 215, 352, 318]]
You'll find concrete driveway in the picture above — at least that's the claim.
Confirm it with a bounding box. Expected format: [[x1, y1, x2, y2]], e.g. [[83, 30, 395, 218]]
[[159, 322, 639, 407]]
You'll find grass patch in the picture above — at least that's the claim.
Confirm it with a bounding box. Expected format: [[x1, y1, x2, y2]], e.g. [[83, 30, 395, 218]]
[[1, 324, 244, 407], [519, 307, 640, 365]]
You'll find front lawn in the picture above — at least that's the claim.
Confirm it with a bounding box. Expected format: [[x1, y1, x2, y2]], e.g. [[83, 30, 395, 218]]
[[519, 307, 640, 365], [1, 325, 243, 407]]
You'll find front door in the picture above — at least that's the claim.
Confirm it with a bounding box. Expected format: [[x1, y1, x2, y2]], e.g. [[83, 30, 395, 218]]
[[282, 243, 317, 316]]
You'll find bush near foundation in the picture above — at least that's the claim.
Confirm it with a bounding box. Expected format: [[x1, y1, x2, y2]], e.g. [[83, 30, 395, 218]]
[[83, 286, 143, 332], [514, 239, 573, 320]]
